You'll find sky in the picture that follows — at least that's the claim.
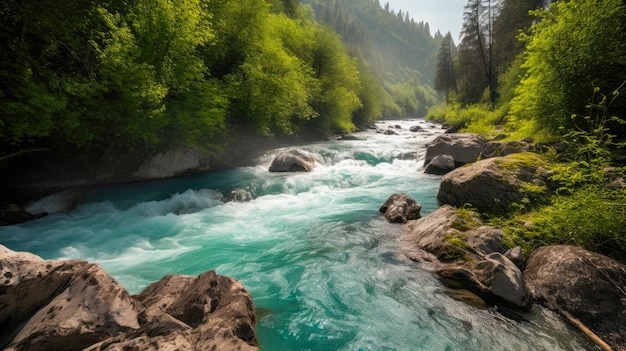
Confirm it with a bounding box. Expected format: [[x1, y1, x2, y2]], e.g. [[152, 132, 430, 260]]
[[384, 0, 466, 41]]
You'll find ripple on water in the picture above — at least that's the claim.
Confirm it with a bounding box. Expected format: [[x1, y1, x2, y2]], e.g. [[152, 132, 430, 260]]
[[0, 120, 597, 351]]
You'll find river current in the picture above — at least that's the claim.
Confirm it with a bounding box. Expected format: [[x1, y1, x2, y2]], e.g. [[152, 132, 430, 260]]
[[0, 120, 596, 350]]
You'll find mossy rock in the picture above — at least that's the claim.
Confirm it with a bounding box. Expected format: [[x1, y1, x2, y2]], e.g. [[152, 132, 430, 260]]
[[437, 153, 553, 213], [403, 205, 504, 262]]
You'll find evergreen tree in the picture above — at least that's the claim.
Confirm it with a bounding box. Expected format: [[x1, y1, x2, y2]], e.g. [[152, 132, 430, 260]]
[[434, 32, 458, 103], [457, 0, 498, 106]]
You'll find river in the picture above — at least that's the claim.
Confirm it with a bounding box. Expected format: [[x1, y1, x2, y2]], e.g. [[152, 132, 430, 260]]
[[0, 120, 596, 350]]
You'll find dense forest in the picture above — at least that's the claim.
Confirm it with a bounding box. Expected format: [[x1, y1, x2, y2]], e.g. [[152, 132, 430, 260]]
[[430, 0, 626, 262], [0, 0, 439, 165], [301, 0, 440, 118]]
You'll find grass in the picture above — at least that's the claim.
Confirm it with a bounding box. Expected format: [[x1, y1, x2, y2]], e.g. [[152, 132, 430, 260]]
[[427, 100, 626, 263], [490, 185, 626, 263]]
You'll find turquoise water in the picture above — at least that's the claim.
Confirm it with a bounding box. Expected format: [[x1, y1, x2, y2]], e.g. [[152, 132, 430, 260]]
[[0, 120, 596, 350]]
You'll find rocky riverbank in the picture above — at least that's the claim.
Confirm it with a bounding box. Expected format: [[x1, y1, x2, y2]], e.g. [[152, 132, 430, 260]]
[[393, 133, 626, 350], [0, 245, 259, 351]]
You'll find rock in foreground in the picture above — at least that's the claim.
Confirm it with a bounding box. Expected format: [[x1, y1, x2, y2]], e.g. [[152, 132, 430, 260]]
[[0, 245, 258, 351], [524, 245, 626, 350], [402, 205, 529, 308], [269, 149, 317, 172]]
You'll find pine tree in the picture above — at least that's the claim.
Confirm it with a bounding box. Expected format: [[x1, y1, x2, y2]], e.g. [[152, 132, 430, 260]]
[[434, 32, 458, 102]]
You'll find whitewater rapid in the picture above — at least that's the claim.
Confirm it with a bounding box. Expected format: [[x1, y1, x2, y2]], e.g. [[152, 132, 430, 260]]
[[0, 120, 596, 350]]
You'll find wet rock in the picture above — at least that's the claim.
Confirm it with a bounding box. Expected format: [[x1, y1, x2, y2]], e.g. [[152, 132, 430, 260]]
[[24, 189, 84, 216], [437, 252, 530, 309], [0, 245, 142, 351], [437, 153, 551, 212], [135, 147, 213, 179], [524, 245, 626, 350], [338, 133, 363, 141], [0, 245, 259, 351], [424, 134, 485, 167], [403, 205, 493, 260], [269, 149, 317, 172], [409, 125, 422, 132], [424, 154, 456, 175], [225, 189, 254, 203], [379, 193, 422, 223], [384, 129, 398, 135], [136, 271, 259, 350], [0, 204, 40, 226]]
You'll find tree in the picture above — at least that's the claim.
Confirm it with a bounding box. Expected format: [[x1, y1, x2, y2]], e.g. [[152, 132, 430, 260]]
[[434, 32, 458, 103], [510, 0, 626, 136], [456, 0, 498, 107]]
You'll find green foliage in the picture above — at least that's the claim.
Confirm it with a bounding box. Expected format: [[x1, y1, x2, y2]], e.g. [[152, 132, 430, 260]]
[[301, 0, 441, 118], [451, 208, 481, 232], [1, 0, 393, 158], [495, 185, 626, 263], [442, 234, 473, 262], [510, 0, 626, 136]]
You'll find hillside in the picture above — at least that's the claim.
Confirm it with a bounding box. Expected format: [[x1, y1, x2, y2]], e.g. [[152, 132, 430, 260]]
[[301, 0, 441, 117]]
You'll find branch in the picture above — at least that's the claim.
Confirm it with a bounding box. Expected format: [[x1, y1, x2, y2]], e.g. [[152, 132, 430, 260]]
[[0, 147, 50, 163]]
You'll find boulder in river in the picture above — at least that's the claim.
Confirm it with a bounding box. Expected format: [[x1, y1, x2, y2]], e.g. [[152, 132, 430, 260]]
[[269, 149, 317, 172], [135, 147, 213, 179], [424, 133, 485, 167], [401, 206, 528, 308], [225, 188, 254, 203], [437, 153, 552, 212], [379, 193, 422, 223], [24, 189, 84, 216], [0, 245, 259, 351], [524, 245, 626, 350], [437, 252, 530, 309], [338, 133, 363, 141], [409, 125, 422, 132], [424, 154, 456, 175], [0, 203, 40, 226], [402, 205, 503, 260]]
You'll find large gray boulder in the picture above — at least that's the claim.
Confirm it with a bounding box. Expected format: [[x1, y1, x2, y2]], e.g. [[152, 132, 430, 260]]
[[424, 154, 455, 175], [269, 149, 317, 172], [135, 148, 213, 180], [402, 205, 503, 260], [401, 206, 527, 308], [480, 140, 534, 159], [0, 245, 259, 351], [424, 133, 485, 167], [0, 246, 142, 351], [437, 252, 530, 309], [524, 245, 626, 350], [437, 153, 551, 212], [24, 189, 84, 216], [379, 193, 422, 223]]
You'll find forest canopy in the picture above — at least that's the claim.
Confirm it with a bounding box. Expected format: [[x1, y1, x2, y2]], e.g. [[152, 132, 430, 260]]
[[0, 0, 439, 159]]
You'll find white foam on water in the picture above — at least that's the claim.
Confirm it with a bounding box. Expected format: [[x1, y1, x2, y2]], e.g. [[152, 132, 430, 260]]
[[0, 119, 596, 351]]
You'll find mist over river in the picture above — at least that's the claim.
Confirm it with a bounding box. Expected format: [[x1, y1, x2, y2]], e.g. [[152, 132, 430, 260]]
[[0, 120, 596, 350]]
